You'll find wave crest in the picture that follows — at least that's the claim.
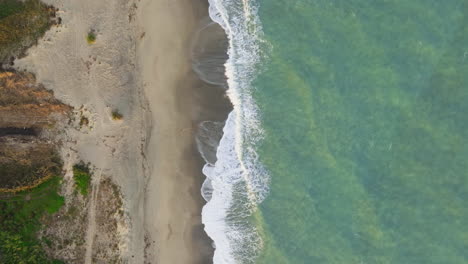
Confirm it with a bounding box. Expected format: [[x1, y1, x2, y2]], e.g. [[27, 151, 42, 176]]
[[202, 0, 270, 263]]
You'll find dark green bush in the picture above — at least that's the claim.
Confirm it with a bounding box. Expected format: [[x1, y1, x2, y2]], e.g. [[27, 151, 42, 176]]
[[0, 0, 24, 19]]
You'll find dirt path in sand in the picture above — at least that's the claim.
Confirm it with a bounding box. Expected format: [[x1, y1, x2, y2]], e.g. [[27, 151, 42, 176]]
[[84, 168, 102, 264]]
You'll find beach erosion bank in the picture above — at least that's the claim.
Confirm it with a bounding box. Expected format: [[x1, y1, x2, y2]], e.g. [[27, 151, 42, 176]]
[[137, 0, 230, 263]]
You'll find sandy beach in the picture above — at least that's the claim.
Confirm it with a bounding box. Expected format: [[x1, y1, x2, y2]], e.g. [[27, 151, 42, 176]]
[[136, 0, 222, 263], [11, 0, 223, 262]]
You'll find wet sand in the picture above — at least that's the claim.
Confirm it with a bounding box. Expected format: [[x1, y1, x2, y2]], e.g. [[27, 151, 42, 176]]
[[137, 0, 231, 263]]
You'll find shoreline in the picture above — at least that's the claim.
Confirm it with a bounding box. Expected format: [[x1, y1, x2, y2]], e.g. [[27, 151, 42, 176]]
[[137, 0, 229, 263]]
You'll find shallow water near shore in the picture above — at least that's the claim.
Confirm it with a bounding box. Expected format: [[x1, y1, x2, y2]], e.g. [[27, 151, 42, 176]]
[[201, 0, 468, 263]]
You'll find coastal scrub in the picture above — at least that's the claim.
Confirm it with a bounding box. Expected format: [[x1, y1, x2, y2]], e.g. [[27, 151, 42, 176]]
[[0, 176, 65, 263], [73, 163, 91, 196], [0, 0, 23, 19], [0, 141, 63, 193], [0, 0, 56, 65]]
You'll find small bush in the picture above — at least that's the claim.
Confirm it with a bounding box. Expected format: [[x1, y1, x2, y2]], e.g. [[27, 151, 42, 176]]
[[73, 163, 91, 196], [86, 31, 96, 44], [79, 116, 89, 127], [111, 110, 123, 120]]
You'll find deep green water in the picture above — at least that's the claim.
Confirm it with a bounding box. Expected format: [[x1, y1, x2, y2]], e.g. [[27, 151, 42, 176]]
[[252, 1, 468, 263]]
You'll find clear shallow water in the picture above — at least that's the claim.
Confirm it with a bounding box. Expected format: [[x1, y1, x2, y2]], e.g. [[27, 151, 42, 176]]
[[202, 0, 468, 263]]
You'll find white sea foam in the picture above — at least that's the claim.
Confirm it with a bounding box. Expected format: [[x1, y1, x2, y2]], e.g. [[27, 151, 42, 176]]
[[202, 0, 270, 263]]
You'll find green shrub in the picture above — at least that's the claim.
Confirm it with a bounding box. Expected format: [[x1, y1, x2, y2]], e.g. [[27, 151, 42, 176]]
[[111, 110, 123, 120], [86, 31, 96, 44], [0, 176, 65, 263], [79, 116, 89, 127], [73, 163, 91, 196]]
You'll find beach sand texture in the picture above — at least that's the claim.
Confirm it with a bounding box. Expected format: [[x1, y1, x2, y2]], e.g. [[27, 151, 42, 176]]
[[15, 0, 147, 262], [137, 0, 218, 263], [13, 0, 217, 263]]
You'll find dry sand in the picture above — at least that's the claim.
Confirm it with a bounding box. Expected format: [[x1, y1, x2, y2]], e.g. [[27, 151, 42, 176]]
[[16, 0, 147, 262]]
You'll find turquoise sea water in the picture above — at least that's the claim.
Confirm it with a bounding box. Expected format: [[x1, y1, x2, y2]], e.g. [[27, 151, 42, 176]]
[[203, 1, 468, 263]]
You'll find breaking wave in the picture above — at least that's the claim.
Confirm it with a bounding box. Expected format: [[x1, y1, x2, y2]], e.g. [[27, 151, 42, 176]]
[[199, 0, 270, 263]]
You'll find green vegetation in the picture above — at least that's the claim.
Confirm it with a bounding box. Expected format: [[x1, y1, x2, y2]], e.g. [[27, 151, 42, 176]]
[[0, 1, 66, 262], [111, 110, 123, 120], [0, 0, 23, 19], [0, 176, 65, 263], [79, 116, 89, 127], [0, 0, 55, 64], [86, 30, 96, 44], [0, 146, 63, 192], [73, 163, 91, 196]]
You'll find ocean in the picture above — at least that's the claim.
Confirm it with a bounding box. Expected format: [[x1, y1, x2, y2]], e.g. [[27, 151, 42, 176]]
[[198, 0, 468, 263]]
